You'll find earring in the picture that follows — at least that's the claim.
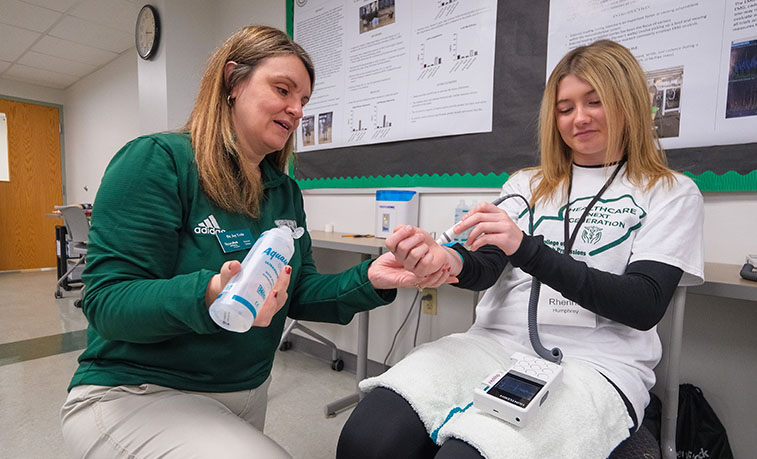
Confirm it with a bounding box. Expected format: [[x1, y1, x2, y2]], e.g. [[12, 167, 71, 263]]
[[226, 94, 235, 106]]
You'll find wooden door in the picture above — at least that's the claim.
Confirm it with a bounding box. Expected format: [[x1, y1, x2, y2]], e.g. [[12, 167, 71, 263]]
[[0, 98, 62, 270]]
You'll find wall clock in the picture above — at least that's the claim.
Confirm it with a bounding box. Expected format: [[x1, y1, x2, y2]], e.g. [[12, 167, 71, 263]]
[[135, 5, 160, 60]]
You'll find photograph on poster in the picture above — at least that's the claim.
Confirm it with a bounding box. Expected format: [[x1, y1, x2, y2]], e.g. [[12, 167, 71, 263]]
[[319, 112, 333, 144], [726, 37, 757, 119], [301, 115, 315, 146], [646, 67, 683, 138], [359, 0, 395, 34]]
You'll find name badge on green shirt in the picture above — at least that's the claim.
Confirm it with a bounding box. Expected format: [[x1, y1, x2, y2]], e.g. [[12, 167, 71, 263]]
[[216, 229, 254, 253]]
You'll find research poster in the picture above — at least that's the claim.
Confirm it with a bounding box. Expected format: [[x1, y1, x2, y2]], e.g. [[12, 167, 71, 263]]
[[548, 0, 757, 150], [294, 0, 498, 152]]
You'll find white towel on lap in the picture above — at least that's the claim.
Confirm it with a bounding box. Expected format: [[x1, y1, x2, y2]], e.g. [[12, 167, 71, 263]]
[[359, 332, 633, 459]]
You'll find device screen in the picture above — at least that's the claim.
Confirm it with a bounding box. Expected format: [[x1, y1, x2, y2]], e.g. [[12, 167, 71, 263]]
[[486, 372, 545, 408]]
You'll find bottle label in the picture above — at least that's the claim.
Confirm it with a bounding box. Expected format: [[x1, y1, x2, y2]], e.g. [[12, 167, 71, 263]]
[[232, 294, 258, 319], [209, 226, 295, 332], [262, 247, 290, 264]]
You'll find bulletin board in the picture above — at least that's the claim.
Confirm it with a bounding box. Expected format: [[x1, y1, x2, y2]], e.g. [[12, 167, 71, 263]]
[[286, 0, 757, 191]]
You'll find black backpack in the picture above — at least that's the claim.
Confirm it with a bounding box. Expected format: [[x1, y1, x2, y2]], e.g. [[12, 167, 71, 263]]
[[643, 384, 733, 459]]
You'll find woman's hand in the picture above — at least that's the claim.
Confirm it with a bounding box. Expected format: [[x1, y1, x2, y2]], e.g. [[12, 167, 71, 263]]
[[386, 226, 449, 278], [253, 265, 291, 327], [382, 225, 461, 288], [205, 260, 241, 307], [367, 252, 455, 290], [205, 261, 291, 328], [455, 202, 523, 255]]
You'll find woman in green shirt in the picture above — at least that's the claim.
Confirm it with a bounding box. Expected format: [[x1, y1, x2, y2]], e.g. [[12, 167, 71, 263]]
[[60, 25, 431, 459]]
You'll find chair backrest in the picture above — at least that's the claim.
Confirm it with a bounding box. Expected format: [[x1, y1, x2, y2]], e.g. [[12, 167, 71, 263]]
[[55, 205, 89, 244]]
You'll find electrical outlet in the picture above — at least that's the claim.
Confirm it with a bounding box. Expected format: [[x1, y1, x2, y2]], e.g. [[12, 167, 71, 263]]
[[421, 288, 437, 315]]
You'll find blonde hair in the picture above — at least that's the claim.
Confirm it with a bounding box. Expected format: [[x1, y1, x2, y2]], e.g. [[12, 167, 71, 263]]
[[530, 40, 673, 206], [184, 26, 315, 217]]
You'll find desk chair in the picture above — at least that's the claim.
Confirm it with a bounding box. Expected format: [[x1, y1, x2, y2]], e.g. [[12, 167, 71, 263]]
[[54, 205, 89, 301], [279, 320, 345, 371], [609, 286, 687, 459]]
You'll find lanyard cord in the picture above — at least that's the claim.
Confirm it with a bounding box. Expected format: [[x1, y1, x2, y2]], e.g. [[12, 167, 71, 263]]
[[563, 157, 627, 255], [528, 156, 626, 365]]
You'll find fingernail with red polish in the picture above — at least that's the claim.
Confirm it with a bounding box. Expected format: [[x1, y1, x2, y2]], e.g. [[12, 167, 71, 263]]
[[273, 291, 278, 298], [285, 266, 291, 274]]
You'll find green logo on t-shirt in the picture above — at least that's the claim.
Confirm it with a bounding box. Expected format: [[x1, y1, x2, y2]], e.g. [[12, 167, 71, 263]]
[[582, 225, 603, 244], [534, 194, 647, 256]]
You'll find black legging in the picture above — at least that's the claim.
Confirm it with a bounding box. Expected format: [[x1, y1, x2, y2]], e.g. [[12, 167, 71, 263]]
[[337, 387, 484, 459]]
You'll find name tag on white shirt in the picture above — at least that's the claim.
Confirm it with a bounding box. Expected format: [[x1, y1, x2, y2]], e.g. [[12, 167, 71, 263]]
[[537, 284, 597, 328]]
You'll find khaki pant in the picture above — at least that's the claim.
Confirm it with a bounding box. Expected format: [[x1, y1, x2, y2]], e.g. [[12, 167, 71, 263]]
[[60, 377, 291, 459]]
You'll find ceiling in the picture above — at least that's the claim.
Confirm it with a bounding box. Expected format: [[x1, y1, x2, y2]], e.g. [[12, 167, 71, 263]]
[[0, 0, 144, 90]]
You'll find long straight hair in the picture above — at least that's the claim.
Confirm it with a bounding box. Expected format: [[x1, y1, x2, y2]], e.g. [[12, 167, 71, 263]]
[[530, 40, 674, 206], [183, 26, 315, 217]]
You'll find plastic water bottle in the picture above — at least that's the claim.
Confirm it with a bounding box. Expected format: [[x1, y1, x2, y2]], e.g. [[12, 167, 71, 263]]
[[209, 226, 295, 333]]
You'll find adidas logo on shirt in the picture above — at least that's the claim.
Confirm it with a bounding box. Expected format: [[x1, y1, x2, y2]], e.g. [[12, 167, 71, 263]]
[[194, 215, 225, 235]]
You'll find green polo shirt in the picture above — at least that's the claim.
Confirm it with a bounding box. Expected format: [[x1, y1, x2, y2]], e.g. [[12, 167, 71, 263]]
[[70, 132, 394, 392]]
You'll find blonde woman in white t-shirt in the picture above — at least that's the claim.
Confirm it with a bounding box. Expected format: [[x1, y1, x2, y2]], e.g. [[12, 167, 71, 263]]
[[337, 40, 704, 459]]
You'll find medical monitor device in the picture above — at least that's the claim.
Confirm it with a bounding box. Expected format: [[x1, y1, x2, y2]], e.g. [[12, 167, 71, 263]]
[[473, 352, 563, 427]]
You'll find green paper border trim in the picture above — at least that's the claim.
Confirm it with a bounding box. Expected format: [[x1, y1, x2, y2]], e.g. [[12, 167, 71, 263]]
[[295, 173, 510, 189], [294, 170, 756, 191], [683, 170, 757, 191], [286, 0, 293, 36]]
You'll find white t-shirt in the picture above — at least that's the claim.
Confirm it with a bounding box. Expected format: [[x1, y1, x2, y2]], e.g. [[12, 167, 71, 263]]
[[470, 162, 704, 422]]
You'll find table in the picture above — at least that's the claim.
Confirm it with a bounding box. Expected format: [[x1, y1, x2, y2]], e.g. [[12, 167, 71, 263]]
[[689, 262, 757, 301], [308, 230, 387, 417]]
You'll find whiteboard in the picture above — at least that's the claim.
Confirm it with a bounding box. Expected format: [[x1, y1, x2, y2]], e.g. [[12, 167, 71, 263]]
[[0, 113, 8, 182]]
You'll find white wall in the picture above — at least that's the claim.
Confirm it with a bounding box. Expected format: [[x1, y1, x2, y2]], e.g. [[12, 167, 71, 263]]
[[216, 0, 286, 40], [0, 77, 64, 105], [702, 192, 757, 263], [63, 50, 140, 205], [61, 0, 284, 202], [137, 0, 216, 133]]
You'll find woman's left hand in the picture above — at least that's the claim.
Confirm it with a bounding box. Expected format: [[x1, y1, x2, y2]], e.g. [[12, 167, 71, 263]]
[[253, 265, 291, 327], [456, 201, 524, 255], [367, 252, 456, 290]]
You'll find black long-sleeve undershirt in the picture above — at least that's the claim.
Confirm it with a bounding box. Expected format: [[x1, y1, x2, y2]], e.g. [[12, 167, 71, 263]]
[[450, 234, 682, 331]]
